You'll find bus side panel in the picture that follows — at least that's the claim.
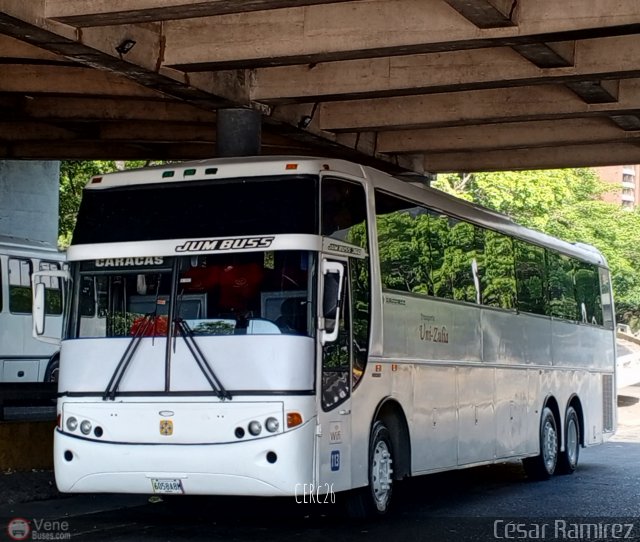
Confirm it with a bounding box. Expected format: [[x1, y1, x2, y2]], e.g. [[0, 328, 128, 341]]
[[411, 364, 457, 472]]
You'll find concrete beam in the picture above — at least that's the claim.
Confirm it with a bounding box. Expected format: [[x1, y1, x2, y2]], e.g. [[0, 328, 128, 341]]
[[422, 142, 640, 173], [443, 0, 516, 28], [376, 118, 640, 154], [610, 115, 640, 131], [0, 64, 163, 97], [511, 41, 575, 68], [0, 123, 81, 142], [45, 0, 357, 27], [157, 0, 640, 70], [0, 11, 237, 108], [311, 79, 640, 131], [0, 34, 62, 61], [565, 79, 620, 104], [250, 35, 640, 103], [0, 96, 217, 122], [0, 121, 217, 143]]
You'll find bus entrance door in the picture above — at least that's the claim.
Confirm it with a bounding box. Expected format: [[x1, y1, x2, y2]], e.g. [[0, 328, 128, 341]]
[[315, 256, 352, 495]]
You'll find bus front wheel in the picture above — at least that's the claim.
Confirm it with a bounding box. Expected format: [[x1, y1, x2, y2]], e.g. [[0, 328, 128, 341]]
[[523, 407, 558, 480], [345, 420, 395, 518]]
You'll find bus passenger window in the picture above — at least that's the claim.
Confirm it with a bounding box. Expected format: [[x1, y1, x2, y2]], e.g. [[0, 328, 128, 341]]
[[8, 258, 32, 313], [574, 262, 601, 325], [547, 252, 578, 321], [482, 230, 516, 309], [513, 241, 546, 316]]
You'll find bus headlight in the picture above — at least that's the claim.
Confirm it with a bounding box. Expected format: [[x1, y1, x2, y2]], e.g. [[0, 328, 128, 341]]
[[265, 417, 279, 433], [80, 420, 92, 435], [248, 420, 262, 436], [66, 417, 78, 432]]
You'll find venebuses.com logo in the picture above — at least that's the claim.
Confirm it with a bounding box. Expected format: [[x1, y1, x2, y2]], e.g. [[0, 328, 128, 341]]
[[6, 517, 71, 540]]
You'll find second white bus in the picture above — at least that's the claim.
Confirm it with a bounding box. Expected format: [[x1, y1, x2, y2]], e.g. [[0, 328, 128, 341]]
[[1, 235, 64, 383]]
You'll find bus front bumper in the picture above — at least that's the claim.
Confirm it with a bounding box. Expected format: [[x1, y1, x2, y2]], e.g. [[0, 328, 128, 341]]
[[53, 421, 316, 496]]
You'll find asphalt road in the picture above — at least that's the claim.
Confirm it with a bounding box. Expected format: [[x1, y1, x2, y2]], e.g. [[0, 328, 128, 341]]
[[4, 386, 640, 542]]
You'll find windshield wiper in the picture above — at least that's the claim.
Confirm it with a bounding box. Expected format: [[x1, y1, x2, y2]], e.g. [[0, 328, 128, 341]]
[[174, 318, 232, 401], [103, 313, 156, 401]]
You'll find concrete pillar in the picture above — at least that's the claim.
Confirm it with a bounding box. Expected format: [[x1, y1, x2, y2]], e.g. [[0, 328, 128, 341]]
[[0, 161, 60, 246], [217, 108, 262, 157]]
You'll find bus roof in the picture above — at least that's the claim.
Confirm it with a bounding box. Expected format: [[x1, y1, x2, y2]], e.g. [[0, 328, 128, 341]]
[[86, 156, 607, 267], [86, 156, 368, 189]]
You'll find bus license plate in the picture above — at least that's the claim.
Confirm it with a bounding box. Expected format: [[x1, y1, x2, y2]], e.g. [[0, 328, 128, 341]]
[[151, 478, 184, 494]]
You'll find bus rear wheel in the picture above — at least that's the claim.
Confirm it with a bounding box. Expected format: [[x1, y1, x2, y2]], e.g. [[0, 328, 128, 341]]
[[557, 406, 580, 475], [523, 407, 558, 480], [345, 420, 394, 518]]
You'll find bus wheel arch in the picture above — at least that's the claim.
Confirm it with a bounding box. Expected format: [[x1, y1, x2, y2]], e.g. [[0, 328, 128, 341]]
[[523, 395, 560, 480], [345, 398, 410, 518], [372, 398, 411, 481]]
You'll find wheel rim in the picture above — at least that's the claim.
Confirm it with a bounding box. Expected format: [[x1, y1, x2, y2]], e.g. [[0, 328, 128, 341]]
[[371, 439, 393, 511], [566, 417, 578, 466], [542, 417, 558, 473]]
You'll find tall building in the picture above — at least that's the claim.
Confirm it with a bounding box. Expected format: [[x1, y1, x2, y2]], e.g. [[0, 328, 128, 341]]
[[594, 165, 640, 209]]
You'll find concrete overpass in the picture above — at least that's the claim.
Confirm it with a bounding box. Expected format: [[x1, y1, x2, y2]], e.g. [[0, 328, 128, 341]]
[[1, 1, 640, 173]]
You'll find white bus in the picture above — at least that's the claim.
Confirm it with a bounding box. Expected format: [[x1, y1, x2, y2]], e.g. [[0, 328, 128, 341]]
[[34, 157, 616, 516], [0, 235, 64, 383]]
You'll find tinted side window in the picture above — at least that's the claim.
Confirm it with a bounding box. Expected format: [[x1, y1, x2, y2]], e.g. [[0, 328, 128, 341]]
[[40, 261, 62, 315], [323, 178, 371, 389], [482, 230, 516, 309], [574, 262, 602, 325], [514, 241, 546, 315], [547, 251, 578, 321], [599, 267, 614, 329], [9, 258, 32, 313], [375, 191, 431, 294], [351, 257, 370, 389], [446, 219, 483, 303], [321, 177, 368, 246]]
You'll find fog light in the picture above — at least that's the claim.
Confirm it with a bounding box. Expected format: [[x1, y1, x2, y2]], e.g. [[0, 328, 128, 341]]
[[66, 417, 78, 432], [265, 417, 279, 433], [248, 420, 262, 436], [80, 420, 92, 435]]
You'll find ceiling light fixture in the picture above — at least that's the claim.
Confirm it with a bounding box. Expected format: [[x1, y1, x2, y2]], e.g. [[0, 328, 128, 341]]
[[115, 39, 137, 56]]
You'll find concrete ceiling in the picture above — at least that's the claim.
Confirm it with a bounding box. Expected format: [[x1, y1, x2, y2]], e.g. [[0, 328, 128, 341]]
[[1, 0, 640, 173]]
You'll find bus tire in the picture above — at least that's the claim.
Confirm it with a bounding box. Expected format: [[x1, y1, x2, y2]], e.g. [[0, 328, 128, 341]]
[[557, 406, 580, 475], [345, 420, 395, 518], [523, 407, 558, 480], [44, 354, 60, 383]]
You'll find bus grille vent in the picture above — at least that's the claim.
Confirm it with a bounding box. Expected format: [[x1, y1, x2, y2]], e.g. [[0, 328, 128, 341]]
[[602, 374, 614, 432]]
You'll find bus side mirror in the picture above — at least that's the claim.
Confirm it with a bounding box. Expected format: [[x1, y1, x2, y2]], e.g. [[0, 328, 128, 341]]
[[32, 269, 70, 345], [33, 282, 46, 336], [321, 260, 344, 345]]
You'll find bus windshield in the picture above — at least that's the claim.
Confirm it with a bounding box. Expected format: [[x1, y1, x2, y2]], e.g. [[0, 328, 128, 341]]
[[74, 250, 315, 339], [72, 175, 319, 245]]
